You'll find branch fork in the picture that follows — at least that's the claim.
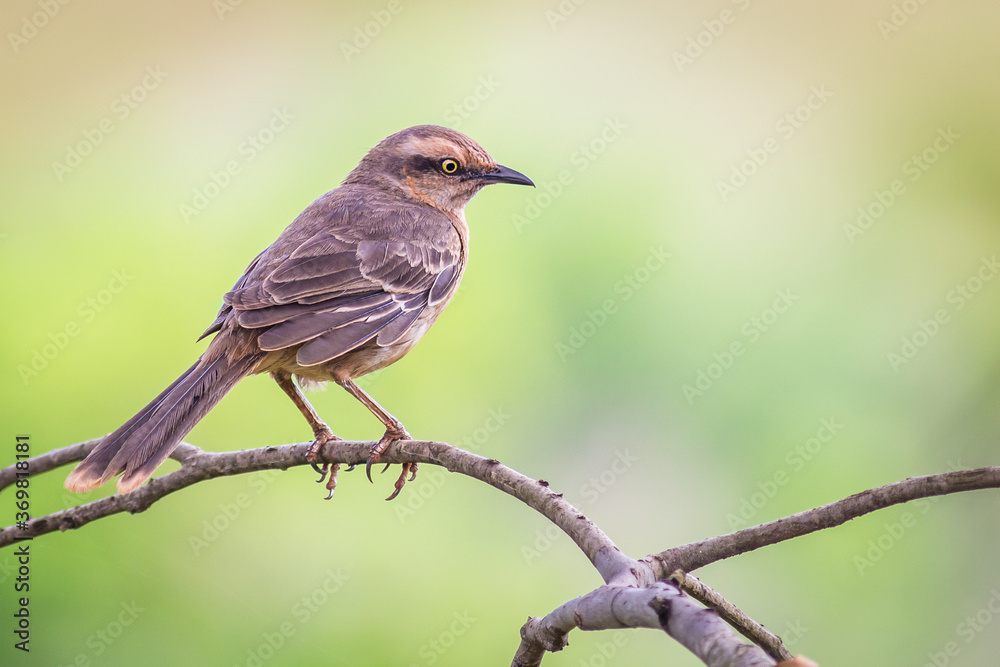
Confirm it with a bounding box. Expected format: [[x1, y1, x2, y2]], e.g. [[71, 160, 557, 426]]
[[4, 436, 996, 665]]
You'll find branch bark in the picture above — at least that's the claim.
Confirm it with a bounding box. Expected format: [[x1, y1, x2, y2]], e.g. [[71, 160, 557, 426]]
[[1, 439, 640, 583], [646, 467, 1000, 578], [0, 438, 777, 667], [8, 439, 994, 666], [513, 581, 776, 667], [669, 571, 792, 662]]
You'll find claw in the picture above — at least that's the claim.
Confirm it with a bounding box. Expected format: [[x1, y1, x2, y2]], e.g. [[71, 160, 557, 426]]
[[363, 426, 411, 496], [312, 463, 328, 483], [345, 464, 357, 472], [304, 428, 341, 499], [322, 463, 341, 499], [380, 462, 391, 474], [385, 462, 415, 501]]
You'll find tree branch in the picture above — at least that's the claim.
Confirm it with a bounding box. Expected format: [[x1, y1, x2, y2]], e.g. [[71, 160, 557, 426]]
[[669, 570, 792, 662], [646, 467, 1000, 577], [0, 439, 639, 586], [9, 439, 994, 666], [1, 438, 785, 666], [512, 581, 777, 667], [0, 438, 200, 489]]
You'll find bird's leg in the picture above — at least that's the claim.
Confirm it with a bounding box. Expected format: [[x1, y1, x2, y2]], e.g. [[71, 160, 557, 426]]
[[271, 371, 343, 498], [336, 377, 417, 500]]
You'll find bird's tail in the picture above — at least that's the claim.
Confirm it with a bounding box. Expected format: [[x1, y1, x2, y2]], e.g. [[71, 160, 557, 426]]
[[65, 353, 262, 494]]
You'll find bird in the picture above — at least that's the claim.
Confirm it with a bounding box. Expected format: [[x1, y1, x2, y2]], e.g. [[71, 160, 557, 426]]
[[64, 125, 533, 500]]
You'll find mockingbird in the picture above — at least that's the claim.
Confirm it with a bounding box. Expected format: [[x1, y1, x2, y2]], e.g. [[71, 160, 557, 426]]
[[65, 125, 533, 500]]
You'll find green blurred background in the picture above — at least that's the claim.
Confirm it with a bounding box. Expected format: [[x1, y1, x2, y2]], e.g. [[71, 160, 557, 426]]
[[3, 1, 1000, 664]]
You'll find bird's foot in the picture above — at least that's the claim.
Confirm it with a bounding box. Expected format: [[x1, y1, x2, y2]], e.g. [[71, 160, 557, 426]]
[[305, 427, 342, 498], [386, 462, 419, 501], [365, 426, 415, 500], [319, 463, 342, 500]]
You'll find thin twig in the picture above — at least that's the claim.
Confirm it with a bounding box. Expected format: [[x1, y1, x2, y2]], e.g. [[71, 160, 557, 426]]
[[671, 570, 792, 662], [646, 467, 1000, 577], [0, 437, 200, 489]]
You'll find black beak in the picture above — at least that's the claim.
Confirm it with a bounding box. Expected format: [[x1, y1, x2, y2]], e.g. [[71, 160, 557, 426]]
[[477, 164, 535, 187]]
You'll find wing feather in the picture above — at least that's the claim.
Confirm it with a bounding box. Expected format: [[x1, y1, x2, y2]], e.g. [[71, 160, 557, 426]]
[[297, 309, 401, 366], [206, 187, 464, 362]]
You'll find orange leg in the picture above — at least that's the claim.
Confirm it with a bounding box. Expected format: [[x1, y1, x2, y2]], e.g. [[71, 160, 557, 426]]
[[272, 371, 343, 499], [336, 377, 417, 500]]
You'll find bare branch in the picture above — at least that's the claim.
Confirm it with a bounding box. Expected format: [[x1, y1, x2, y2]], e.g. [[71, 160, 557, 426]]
[[512, 581, 776, 667], [670, 571, 792, 662], [2, 437, 99, 488], [9, 438, 993, 666], [0, 439, 640, 586], [647, 467, 1000, 577], [0, 437, 200, 490]]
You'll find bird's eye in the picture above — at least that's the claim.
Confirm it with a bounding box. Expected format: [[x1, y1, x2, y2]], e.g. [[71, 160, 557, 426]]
[[439, 158, 460, 174]]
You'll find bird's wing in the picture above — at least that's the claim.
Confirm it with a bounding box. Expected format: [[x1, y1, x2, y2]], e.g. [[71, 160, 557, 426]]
[[212, 190, 462, 367]]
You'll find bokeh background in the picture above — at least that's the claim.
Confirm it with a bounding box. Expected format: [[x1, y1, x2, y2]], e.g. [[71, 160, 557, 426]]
[[3, 1, 1000, 665]]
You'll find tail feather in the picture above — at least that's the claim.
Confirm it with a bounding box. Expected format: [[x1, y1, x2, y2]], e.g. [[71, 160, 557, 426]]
[[65, 353, 261, 494]]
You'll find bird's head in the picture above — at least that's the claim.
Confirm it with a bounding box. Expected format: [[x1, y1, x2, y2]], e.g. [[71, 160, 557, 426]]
[[344, 125, 534, 214]]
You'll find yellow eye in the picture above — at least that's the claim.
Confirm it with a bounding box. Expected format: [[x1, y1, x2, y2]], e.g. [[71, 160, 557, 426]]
[[440, 158, 459, 174]]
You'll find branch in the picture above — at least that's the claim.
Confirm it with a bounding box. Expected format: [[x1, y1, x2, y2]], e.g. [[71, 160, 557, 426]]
[[646, 467, 1000, 577], [10, 439, 993, 666], [0, 438, 200, 488], [512, 581, 777, 667], [669, 571, 792, 662], [3, 438, 779, 667], [0, 439, 638, 585]]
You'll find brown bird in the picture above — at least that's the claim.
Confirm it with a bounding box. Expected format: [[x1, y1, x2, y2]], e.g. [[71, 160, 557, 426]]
[[65, 125, 533, 500]]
